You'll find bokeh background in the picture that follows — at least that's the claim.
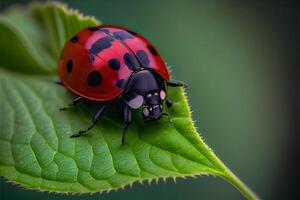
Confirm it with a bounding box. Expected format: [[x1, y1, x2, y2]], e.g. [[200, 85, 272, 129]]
[[0, 0, 298, 199]]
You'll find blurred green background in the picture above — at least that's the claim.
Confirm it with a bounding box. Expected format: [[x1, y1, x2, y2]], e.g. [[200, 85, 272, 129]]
[[0, 0, 298, 199]]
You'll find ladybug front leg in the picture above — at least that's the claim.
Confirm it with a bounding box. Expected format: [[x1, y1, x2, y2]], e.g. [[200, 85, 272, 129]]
[[166, 80, 188, 88], [71, 105, 107, 138], [56, 80, 64, 86], [122, 103, 132, 145], [165, 80, 187, 107], [59, 96, 84, 111], [165, 98, 172, 108]]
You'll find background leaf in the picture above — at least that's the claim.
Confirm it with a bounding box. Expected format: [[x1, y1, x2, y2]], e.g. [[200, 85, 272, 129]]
[[0, 2, 257, 199]]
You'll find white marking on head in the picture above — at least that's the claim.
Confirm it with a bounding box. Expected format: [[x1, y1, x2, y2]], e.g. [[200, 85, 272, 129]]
[[143, 107, 149, 117], [160, 90, 166, 100], [127, 95, 144, 109], [153, 105, 159, 109]]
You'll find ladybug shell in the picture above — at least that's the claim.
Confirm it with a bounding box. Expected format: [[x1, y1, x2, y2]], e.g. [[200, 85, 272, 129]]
[[59, 25, 170, 101]]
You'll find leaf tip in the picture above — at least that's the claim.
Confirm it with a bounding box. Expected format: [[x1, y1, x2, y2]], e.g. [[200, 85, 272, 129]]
[[30, 1, 100, 25]]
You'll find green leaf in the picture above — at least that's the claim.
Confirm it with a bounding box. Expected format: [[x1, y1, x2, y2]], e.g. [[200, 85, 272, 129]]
[[0, 2, 258, 199]]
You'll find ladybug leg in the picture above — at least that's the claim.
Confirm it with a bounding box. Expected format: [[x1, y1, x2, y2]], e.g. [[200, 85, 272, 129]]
[[165, 98, 173, 108], [161, 112, 172, 124], [59, 96, 84, 111], [122, 104, 132, 145], [55, 80, 64, 86], [71, 105, 107, 138], [166, 80, 188, 88]]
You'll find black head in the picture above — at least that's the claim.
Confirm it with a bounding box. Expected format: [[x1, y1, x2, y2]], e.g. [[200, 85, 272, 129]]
[[142, 90, 166, 122]]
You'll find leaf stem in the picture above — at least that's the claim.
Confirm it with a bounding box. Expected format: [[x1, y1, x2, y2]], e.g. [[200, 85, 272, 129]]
[[207, 151, 259, 200], [222, 168, 259, 200]]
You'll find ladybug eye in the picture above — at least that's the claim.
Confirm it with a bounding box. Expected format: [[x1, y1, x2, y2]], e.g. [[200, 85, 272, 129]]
[[143, 107, 149, 117]]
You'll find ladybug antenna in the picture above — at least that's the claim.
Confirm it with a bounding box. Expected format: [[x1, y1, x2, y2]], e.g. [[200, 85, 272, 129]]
[[162, 112, 172, 124]]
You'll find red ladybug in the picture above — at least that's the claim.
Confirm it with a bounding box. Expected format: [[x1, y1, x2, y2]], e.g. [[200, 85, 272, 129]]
[[58, 25, 186, 144]]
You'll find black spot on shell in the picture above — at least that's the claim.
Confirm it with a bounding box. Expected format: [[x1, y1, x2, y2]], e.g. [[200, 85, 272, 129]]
[[90, 37, 114, 55], [123, 53, 140, 71], [127, 30, 137, 35], [88, 27, 98, 31], [108, 58, 120, 70], [87, 71, 102, 87], [136, 50, 150, 67], [113, 31, 134, 40], [99, 28, 110, 34], [147, 45, 158, 56], [66, 60, 73, 73], [116, 79, 126, 89], [70, 35, 79, 43]]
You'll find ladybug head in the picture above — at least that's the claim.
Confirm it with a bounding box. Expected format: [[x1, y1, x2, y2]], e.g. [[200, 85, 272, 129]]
[[142, 90, 166, 122]]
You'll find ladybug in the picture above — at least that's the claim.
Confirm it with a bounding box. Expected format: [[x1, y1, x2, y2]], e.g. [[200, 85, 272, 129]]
[[58, 25, 186, 144]]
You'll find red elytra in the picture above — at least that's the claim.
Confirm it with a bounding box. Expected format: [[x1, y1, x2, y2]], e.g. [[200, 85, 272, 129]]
[[58, 25, 170, 101]]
